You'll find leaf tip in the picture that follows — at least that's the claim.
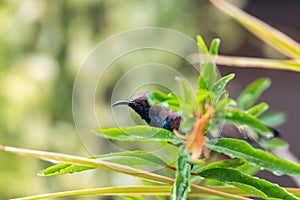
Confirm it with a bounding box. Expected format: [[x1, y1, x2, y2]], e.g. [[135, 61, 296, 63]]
[[37, 171, 46, 177], [210, 38, 221, 55]]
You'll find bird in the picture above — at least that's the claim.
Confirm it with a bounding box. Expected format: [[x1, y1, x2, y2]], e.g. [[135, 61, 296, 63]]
[[112, 92, 181, 131], [111, 91, 276, 147]]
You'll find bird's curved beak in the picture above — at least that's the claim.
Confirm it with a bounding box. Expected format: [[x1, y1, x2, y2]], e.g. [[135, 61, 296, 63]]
[[111, 100, 132, 107]]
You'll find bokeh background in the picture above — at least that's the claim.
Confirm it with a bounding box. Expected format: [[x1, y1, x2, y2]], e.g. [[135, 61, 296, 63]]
[[0, 0, 299, 199]]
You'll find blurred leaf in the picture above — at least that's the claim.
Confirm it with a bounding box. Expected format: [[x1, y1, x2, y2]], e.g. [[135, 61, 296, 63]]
[[212, 97, 228, 125], [258, 138, 289, 150], [194, 159, 244, 174], [175, 77, 198, 132], [212, 73, 235, 95], [198, 76, 209, 91], [215, 55, 300, 72], [171, 146, 191, 200], [148, 91, 180, 111], [199, 168, 298, 200], [259, 112, 286, 127], [38, 164, 92, 177], [175, 77, 194, 104], [225, 109, 273, 138], [246, 102, 269, 117], [197, 35, 209, 54], [92, 126, 181, 143], [196, 89, 211, 105], [235, 162, 260, 176], [237, 78, 271, 110], [209, 38, 221, 56], [206, 138, 300, 176], [92, 151, 167, 166], [210, 0, 300, 58], [39, 151, 167, 176], [197, 36, 217, 90], [199, 62, 217, 91]]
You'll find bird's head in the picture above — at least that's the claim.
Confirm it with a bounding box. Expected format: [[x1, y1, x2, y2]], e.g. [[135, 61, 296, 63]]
[[111, 92, 151, 124]]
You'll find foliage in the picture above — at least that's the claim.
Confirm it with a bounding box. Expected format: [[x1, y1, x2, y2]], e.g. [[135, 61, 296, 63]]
[[2, 35, 300, 199], [1, 0, 300, 200]]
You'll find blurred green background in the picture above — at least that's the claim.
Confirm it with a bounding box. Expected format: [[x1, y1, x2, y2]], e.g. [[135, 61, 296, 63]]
[[1, 0, 299, 199]]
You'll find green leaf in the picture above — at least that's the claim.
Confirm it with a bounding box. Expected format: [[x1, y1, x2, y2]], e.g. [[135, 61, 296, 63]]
[[196, 89, 211, 105], [199, 168, 299, 200], [200, 62, 217, 91], [92, 126, 181, 143], [237, 78, 271, 110], [258, 138, 289, 150], [197, 35, 209, 54], [175, 77, 198, 133], [38, 164, 92, 177], [230, 183, 268, 199], [209, 38, 221, 56], [194, 159, 244, 174], [259, 112, 286, 127], [225, 109, 273, 138], [212, 97, 228, 125], [171, 146, 191, 200], [198, 76, 208, 90], [210, 0, 300, 58], [246, 102, 269, 117], [39, 151, 167, 176], [148, 91, 180, 111], [175, 76, 194, 104], [212, 73, 235, 95], [197, 36, 217, 90], [206, 138, 300, 176]]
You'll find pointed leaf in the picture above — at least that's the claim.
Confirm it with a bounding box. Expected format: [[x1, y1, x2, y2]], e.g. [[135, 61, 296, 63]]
[[197, 35, 209, 54], [92, 126, 181, 143], [38, 164, 92, 177], [258, 138, 289, 150], [237, 78, 271, 110], [212, 73, 235, 95], [209, 38, 221, 56], [225, 109, 273, 138], [175, 76, 194, 104], [259, 112, 286, 127], [246, 102, 269, 117], [199, 168, 298, 200], [39, 151, 167, 176], [194, 159, 244, 174], [206, 138, 300, 176], [175, 77, 198, 132], [197, 36, 217, 90], [148, 91, 180, 111]]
